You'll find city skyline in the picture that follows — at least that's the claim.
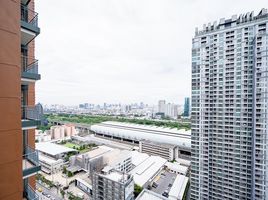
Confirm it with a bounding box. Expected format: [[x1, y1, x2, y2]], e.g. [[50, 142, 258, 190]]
[[35, 0, 267, 105]]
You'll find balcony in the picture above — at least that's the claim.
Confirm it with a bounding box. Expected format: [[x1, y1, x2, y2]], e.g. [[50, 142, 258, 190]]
[[23, 184, 39, 200], [23, 146, 41, 178], [21, 4, 40, 45], [21, 56, 41, 83], [21, 106, 41, 129]]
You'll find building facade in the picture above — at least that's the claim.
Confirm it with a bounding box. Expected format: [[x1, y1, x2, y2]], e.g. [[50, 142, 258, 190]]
[[139, 140, 190, 161], [191, 9, 268, 200], [92, 168, 134, 200], [158, 100, 166, 114], [0, 0, 41, 199], [183, 97, 190, 117]]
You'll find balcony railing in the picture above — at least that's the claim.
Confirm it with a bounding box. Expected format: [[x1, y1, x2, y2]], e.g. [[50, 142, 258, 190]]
[[25, 184, 39, 200], [21, 106, 41, 121], [21, 4, 38, 28], [24, 146, 39, 166], [23, 146, 41, 178], [21, 56, 38, 74]]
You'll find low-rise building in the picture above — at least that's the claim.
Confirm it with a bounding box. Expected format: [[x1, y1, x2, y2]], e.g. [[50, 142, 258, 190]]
[[69, 146, 132, 176], [76, 177, 92, 196], [35, 130, 51, 142], [168, 174, 189, 200], [93, 167, 134, 200], [50, 124, 77, 140], [35, 142, 77, 173], [139, 140, 183, 161], [136, 189, 168, 200], [165, 162, 188, 176], [39, 154, 64, 174], [130, 156, 167, 188]]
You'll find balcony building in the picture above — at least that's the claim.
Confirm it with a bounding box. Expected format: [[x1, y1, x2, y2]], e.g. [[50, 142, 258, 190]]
[[0, 0, 41, 199], [191, 9, 268, 200]]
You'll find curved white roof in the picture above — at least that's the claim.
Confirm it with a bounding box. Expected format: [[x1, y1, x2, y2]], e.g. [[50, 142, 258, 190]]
[[90, 121, 191, 149]]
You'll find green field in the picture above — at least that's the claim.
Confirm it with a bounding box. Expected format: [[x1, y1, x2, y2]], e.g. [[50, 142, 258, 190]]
[[64, 142, 80, 149], [63, 142, 95, 153], [46, 114, 191, 130]]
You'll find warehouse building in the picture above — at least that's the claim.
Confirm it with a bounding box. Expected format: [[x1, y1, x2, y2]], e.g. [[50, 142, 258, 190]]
[[90, 121, 191, 158]]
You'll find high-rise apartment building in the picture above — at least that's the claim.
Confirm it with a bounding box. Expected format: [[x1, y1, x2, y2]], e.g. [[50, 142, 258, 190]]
[[0, 0, 41, 199], [191, 9, 268, 200], [158, 100, 166, 114], [92, 167, 134, 200], [183, 97, 190, 117]]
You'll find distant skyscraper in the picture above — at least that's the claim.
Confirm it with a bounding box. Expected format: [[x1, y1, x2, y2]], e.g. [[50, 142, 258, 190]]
[[191, 9, 268, 200], [183, 97, 190, 117], [166, 103, 178, 119], [158, 100, 166, 114]]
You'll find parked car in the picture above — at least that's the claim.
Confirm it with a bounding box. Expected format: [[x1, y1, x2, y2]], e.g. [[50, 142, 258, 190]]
[[162, 192, 168, 197], [152, 182, 158, 188]]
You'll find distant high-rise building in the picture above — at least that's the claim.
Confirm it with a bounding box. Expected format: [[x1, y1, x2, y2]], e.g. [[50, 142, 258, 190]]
[[166, 103, 178, 119], [191, 9, 268, 200], [93, 168, 134, 200], [84, 103, 89, 109], [183, 97, 190, 117], [158, 100, 166, 114], [0, 0, 41, 199]]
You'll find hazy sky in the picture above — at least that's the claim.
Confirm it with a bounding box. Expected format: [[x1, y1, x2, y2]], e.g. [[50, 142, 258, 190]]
[[35, 0, 268, 105]]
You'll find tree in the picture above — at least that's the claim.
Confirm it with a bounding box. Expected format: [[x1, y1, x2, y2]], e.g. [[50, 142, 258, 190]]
[[67, 171, 73, 177], [63, 166, 67, 174], [60, 189, 65, 198], [134, 184, 143, 197]]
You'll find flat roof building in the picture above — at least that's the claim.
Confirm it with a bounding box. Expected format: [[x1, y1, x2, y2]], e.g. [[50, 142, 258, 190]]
[[70, 146, 132, 176], [168, 174, 189, 200], [93, 167, 134, 200], [91, 121, 191, 150], [36, 142, 78, 159], [136, 189, 168, 200], [130, 156, 167, 187]]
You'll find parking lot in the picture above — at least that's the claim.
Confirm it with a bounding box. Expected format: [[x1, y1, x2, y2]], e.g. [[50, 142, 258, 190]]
[[151, 170, 177, 198]]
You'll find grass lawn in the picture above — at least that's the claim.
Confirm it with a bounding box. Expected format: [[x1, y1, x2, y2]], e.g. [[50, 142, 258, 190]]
[[64, 142, 80, 149], [63, 142, 92, 153]]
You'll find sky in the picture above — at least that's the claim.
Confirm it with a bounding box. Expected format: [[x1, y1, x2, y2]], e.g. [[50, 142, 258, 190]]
[[35, 0, 268, 105]]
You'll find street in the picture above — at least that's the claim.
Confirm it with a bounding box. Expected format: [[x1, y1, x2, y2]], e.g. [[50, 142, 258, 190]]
[[36, 182, 63, 200]]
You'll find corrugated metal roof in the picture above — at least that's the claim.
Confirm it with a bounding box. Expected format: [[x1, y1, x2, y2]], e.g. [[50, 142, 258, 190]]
[[91, 121, 191, 149]]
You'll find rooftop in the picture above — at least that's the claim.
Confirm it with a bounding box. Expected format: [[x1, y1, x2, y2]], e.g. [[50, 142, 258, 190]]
[[165, 162, 188, 175], [130, 156, 167, 187], [101, 167, 131, 183], [195, 8, 268, 36], [131, 151, 150, 167], [168, 174, 189, 200], [36, 142, 77, 156], [76, 145, 113, 159], [91, 121, 191, 148], [136, 189, 168, 200]]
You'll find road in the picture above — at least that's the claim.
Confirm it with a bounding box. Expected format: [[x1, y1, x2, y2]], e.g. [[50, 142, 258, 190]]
[[36, 182, 63, 200]]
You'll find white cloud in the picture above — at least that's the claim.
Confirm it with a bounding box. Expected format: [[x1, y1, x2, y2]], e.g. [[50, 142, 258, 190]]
[[35, 0, 268, 105]]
